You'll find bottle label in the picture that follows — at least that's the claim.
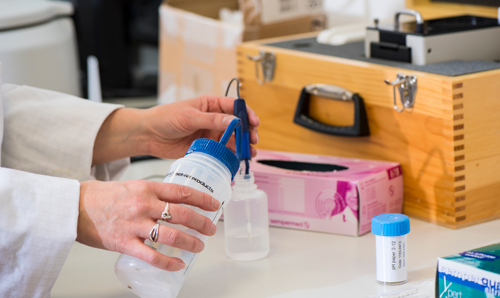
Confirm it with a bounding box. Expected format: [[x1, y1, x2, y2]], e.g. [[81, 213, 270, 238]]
[[165, 171, 214, 193], [376, 235, 407, 283]]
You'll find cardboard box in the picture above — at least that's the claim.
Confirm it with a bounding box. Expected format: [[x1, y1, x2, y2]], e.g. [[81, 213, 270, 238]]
[[250, 150, 404, 236], [437, 243, 500, 298], [158, 0, 325, 105]]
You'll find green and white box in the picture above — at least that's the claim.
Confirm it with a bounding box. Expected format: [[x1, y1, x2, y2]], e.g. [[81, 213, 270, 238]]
[[437, 243, 500, 298]]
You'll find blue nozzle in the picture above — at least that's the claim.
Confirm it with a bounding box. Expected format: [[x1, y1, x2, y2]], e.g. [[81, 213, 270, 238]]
[[218, 117, 242, 161]]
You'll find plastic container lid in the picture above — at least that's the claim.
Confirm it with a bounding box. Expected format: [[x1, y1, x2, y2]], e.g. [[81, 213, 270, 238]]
[[0, 0, 73, 31], [186, 138, 240, 180], [371, 213, 410, 237]]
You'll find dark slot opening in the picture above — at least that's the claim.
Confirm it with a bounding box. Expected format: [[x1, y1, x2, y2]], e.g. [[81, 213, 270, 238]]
[[257, 160, 348, 172], [293, 42, 313, 48]]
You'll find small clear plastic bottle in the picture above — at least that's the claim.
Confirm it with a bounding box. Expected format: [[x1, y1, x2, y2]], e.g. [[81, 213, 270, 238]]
[[224, 170, 270, 261], [114, 138, 239, 298]]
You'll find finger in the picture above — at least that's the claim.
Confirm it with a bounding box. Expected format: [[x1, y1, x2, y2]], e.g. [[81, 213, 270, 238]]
[[225, 139, 257, 158], [245, 105, 260, 128], [203, 95, 235, 114], [204, 96, 260, 128], [139, 221, 205, 253], [225, 137, 237, 154], [225, 125, 259, 145], [250, 127, 259, 144], [151, 183, 221, 211], [122, 239, 185, 271], [251, 146, 257, 158], [149, 202, 217, 236], [192, 110, 237, 132]]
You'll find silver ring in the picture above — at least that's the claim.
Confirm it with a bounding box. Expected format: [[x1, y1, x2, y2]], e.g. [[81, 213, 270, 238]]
[[161, 202, 172, 222], [149, 223, 160, 242]]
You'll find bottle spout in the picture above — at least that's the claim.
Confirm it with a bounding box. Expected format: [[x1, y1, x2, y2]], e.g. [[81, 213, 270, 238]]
[[218, 117, 242, 161]]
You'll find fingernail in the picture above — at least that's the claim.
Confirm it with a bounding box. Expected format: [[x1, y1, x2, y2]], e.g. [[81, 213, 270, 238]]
[[213, 200, 221, 210], [199, 241, 205, 252], [256, 115, 261, 126], [255, 132, 259, 144], [223, 115, 234, 126], [210, 224, 217, 235], [176, 261, 186, 270]]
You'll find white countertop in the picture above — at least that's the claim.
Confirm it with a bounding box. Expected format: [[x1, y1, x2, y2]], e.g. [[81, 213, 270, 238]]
[[51, 159, 500, 298]]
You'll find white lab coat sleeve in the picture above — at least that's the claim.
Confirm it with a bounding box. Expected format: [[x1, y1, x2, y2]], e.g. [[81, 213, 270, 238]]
[[1, 84, 130, 182], [0, 167, 80, 298]]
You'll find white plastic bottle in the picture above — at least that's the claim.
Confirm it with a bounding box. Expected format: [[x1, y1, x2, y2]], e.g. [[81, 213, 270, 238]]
[[114, 138, 240, 298], [224, 170, 270, 261], [371, 213, 411, 285]]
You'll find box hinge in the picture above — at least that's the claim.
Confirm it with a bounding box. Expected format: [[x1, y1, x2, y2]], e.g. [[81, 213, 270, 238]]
[[247, 51, 275, 85], [384, 73, 417, 112]]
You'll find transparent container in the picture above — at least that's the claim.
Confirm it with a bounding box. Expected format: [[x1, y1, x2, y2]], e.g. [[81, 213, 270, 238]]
[[224, 170, 270, 261], [114, 138, 239, 298]]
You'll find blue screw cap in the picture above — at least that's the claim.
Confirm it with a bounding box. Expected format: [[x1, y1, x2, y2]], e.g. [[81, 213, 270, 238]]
[[186, 138, 240, 180], [371, 213, 410, 237]]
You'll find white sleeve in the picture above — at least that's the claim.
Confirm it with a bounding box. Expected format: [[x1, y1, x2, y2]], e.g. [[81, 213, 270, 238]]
[[1, 84, 130, 182], [0, 167, 80, 298]]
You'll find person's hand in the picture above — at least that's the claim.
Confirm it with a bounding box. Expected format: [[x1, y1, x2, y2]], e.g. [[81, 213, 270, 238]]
[[77, 179, 221, 271], [143, 95, 259, 159], [92, 95, 259, 165]]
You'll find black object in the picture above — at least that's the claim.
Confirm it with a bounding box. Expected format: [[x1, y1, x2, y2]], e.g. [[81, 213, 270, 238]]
[[293, 87, 370, 137], [131, 155, 160, 163], [257, 160, 348, 172], [370, 42, 412, 63], [66, 0, 161, 98]]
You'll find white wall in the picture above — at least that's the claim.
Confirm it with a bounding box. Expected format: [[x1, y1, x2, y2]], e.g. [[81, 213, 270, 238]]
[[323, 0, 406, 27]]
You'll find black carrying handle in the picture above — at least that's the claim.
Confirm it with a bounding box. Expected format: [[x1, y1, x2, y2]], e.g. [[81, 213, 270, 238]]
[[293, 85, 370, 137]]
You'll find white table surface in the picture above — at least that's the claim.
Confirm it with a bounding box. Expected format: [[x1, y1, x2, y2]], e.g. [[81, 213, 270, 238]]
[[51, 159, 500, 298]]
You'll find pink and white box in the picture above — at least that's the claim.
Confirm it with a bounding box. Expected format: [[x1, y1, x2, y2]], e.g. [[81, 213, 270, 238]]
[[251, 150, 404, 236]]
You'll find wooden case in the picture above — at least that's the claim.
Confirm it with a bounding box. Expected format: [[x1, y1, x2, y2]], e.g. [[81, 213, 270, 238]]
[[236, 32, 500, 229]]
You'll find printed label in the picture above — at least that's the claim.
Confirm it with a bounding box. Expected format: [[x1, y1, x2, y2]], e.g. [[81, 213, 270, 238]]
[[387, 166, 402, 180], [460, 251, 498, 261], [164, 171, 214, 193], [376, 235, 407, 283], [270, 219, 310, 229], [438, 259, 500, 297]]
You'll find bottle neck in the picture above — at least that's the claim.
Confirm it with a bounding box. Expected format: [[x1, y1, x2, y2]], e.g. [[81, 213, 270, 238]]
[[232, 170, 258, 192]]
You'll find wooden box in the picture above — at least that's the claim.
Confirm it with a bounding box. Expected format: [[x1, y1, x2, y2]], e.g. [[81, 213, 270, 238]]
[[236, 31, 500, 229]]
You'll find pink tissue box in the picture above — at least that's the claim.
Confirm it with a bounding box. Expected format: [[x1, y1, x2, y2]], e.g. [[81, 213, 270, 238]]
[[251, 150, 404, 236]]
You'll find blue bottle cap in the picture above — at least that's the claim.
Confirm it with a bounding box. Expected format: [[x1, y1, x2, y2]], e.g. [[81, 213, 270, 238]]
[[186, 138, 240, 180], [371, 213, 410, 236]]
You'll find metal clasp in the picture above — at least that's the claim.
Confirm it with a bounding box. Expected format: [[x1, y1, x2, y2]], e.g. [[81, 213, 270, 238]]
[[305, 84, 354, 101], [247, 51, 275, 85], [384, 73, 417, 112]]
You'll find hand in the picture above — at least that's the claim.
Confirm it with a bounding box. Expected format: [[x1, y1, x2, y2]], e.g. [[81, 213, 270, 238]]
[[77, 180, 221, 271], [143, 95, 260, 159], [92, 95, 260, 165]]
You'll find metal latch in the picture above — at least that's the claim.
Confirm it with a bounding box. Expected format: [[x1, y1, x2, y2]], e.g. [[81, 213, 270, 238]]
[[305, 84, 354, 101], [384, 73, 417, 112], [247, 51, 275, 85]]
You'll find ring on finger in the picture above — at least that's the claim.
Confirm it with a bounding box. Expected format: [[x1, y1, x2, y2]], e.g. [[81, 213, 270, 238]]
[[149, 223, 160, 242], [161, 202, 172, 222]]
